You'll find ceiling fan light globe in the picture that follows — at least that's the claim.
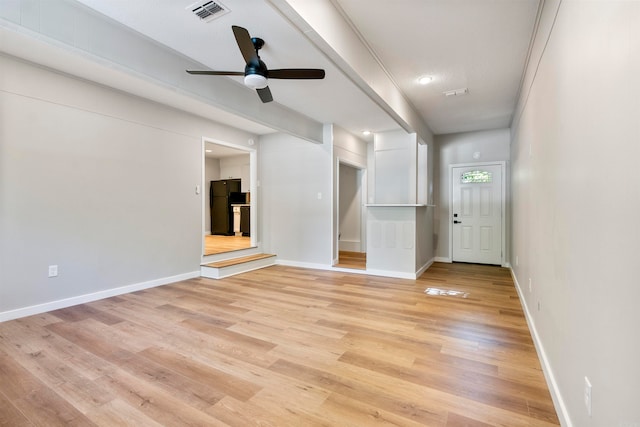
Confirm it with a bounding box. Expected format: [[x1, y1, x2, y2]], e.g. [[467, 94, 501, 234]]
[[244, 74, 268, 89]]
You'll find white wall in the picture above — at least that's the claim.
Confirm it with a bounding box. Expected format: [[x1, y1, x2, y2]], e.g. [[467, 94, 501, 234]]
[[259, 132, 332, 267], [372, 130, 418, 204], [219, 154, 250, 192], [416, 206, 435, 272], [434, 128, 510, 261], [510, 1, 640, 425], [0, 55, 257, 319], [417, 142, 429, 205]]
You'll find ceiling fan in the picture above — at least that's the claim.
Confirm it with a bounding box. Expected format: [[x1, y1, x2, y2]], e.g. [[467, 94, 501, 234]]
[[186, 25, 325, 103]]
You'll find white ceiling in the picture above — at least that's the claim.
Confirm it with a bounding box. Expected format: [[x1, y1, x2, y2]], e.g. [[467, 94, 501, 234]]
[[73, 0, 540, 137], [205, 141, 249, 158]]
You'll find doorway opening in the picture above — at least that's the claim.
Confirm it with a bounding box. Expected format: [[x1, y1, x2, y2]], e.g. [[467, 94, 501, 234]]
[[335, 161, 366, 270], [203, 139, 257, 256]]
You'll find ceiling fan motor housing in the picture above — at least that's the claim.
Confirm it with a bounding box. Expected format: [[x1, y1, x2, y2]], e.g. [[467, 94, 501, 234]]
[[244, 60, 268, 89]]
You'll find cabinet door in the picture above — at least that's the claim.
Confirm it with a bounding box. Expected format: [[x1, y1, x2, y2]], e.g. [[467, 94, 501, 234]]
[[240, 206, 250, 236]]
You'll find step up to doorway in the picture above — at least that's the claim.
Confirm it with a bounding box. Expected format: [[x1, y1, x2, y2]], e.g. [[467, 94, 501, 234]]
[[201, 253, 276, 279]]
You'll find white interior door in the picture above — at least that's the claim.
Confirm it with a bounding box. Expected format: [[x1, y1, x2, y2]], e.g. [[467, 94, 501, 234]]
[[452, 164, 503, 265]]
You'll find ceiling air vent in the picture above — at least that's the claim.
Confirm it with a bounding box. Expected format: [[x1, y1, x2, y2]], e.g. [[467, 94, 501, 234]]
[[187, 0, 230, 23], [443, 88, 469, 97]]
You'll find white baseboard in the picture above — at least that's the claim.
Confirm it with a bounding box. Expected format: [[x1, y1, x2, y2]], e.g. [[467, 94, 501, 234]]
[[276, 259, 333, 271], [338, 240, 362, 252], [0, 271, 200, 323], [510, 268, 572, 427], [363, 268, 417, 280], [416, 257, 435, 278], [277, 259, 434, 280], [434, 256, 452, 263]]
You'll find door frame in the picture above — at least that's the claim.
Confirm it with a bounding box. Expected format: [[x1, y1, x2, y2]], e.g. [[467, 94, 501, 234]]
[[201, 137, 257, 259], [334, 157, 367, 265], [448, 161, 506, 266]]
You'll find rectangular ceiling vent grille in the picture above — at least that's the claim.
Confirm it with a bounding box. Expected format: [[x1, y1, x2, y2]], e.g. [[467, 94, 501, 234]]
[[187, 1, 230, 23]]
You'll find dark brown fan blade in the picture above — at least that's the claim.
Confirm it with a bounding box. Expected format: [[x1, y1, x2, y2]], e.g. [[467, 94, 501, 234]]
[[268, 69, 325, 79], [232, 25, 259, 65], [186, 70, 244, 76], [256, 87, 273, 103]]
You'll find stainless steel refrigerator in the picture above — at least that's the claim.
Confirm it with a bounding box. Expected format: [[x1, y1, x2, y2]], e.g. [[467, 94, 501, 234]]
[[210, 179, 242, 235]]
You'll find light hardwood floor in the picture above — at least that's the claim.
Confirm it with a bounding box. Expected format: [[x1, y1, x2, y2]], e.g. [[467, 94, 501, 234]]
[[204, 234, 252, 255], [335, 251, 366, 270], [0, 263, 559, 426]]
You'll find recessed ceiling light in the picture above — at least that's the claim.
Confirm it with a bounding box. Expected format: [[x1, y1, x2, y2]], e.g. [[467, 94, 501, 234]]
[[205, 149, 212, 153], [362, 130, 371, 136], [418, 75, 433, 85]]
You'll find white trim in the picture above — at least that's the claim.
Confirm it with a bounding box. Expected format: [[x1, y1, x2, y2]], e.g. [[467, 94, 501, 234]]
[[510, 268, 572, 427], [201, 256, 276, 279], [415, 257, 435, 278], [277, 259, 430, 280], [201, 136, 258, 264], [365, 204, 430, 207], [330, 267, 370, 276], [277, 259, 333, 271], [335, 157, 368, 267], [338, 239, 362, 252], [434, 256, 452, 263], [449, 161, 506, 265], [0, 271, 200, 323], [363, 269, 417, 280]]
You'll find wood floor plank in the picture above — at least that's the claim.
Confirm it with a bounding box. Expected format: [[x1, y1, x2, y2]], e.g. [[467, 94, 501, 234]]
[[0, 263, 559, 426], [94, 369, 228, 427], [0, 390, 32, 427], [268, 358, 447, 425], [0, 349, 96, 426], [317, 392, 432, 427], [83, 398, 165, 427], [204, 234, 252, 255], [206, 396, 283, 427], [335, 250, 366, 269], [139, 346, 262, 402], [446, 412, 494, 426]]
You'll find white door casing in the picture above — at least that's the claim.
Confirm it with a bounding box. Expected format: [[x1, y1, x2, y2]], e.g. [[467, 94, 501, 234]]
[[336, 159, 367, 256], [451, 163, 504, 265]]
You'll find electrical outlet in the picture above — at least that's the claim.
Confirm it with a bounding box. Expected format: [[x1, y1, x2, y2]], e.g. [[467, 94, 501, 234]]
[[529, 278, 532, 292], [584, 376, 592, 416], [537, 301, 541, 311], [48, 265, 58, 278]]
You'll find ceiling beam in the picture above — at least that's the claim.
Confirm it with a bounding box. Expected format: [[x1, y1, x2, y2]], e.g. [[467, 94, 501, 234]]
[[0, 2, 325, 144], [268, 0, 433, 143]]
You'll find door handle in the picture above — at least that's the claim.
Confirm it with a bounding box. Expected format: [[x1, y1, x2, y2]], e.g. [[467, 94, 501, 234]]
[[453, 220, 462, 224]]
